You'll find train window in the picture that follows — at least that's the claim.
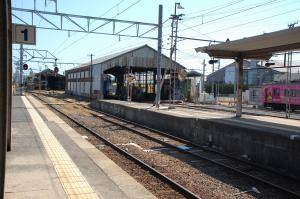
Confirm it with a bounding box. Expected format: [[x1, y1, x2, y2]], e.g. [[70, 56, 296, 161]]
[[273, 88, 280, 97], [284, 89, 290, 97], [295, 90, 300, 97]]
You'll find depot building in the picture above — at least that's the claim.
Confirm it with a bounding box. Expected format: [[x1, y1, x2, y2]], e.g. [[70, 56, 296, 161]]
[[65, 45, 186, 101]]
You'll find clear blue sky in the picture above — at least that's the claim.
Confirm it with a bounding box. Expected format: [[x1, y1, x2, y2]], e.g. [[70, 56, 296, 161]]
[[12, 0, 300, 75]]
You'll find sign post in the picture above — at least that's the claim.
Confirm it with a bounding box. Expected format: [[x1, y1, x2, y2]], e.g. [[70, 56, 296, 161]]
[[12, 24, 36, 95], [19, 44, 23, 95]]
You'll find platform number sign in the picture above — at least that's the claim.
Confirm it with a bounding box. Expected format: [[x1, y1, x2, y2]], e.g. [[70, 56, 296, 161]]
[[21, 28, 28, 41], [12, 24, 36, 45]]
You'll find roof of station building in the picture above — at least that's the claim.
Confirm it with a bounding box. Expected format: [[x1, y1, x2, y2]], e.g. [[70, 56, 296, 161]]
[[195, 26, 300, 60]]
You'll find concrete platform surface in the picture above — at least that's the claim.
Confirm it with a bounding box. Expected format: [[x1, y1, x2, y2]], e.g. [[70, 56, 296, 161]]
[[92, 99, 300, 179], [99, 100, 300, 135], [5, 96, 156, 199]]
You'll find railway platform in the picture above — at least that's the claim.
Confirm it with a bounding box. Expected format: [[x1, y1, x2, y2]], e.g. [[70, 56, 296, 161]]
[[91, 99, 300, 180], [5, 95, 156, 199]]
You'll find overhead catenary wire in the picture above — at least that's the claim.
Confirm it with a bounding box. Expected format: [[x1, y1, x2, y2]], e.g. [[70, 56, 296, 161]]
[[72, 18, 171, 64], [185, 0, 246, 21], [52, 0, 126, 54], [55, 0, 143, 56], [186, 0, 300, 29], [203, 7, 300, 35], [185, 0, 248, 16], [180, 0, 285, 32]]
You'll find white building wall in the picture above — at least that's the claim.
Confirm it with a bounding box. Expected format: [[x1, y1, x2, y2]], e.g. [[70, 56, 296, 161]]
[[92, 64, 101, 91], [85, 82, 90, 94]]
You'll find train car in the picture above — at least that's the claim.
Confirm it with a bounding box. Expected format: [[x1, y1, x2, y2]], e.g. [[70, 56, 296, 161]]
[[262, 83, 300, 111], [103, 74, 117, 98]]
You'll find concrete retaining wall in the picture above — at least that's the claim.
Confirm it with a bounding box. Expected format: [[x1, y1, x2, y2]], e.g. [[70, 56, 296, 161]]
[[91, 100, 300, 179]]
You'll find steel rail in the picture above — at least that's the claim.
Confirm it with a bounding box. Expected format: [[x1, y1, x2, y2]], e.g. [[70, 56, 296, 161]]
[[173, 103, 300, 121], [31, 94, 200, 199], [35, 92, 300, 180], [33, 93, 300, 198], [50, 93, 299, 181], [88, 107, 300, 198]]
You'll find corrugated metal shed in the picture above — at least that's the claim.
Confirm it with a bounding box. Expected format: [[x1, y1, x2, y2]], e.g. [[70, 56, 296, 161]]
[[67, 44, 185, 73]]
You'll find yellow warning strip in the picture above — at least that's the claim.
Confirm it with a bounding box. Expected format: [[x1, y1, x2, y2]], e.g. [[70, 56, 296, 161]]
[[22, 96, 100, 199]]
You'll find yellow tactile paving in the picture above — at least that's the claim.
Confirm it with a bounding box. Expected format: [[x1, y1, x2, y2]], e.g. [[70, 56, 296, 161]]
[[22, 96, 100, 199]]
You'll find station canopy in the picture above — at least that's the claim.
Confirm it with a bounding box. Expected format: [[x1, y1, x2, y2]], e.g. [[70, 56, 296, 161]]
[[195, 26, 300, 60]]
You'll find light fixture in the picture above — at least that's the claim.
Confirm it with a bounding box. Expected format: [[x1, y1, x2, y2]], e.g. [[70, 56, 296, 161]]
[[176, 3, 184, 9]]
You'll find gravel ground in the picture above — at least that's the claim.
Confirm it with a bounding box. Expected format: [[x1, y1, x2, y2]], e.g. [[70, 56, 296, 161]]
[[33, 93, 298, 199]]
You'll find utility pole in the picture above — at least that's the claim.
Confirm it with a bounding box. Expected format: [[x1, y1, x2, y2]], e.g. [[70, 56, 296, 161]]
[[285, 22, 297, 118], [202, 59, 206, 93], [19, 44, 23, 95], [169, 2, 184, 104], [155, 4, 163, 108], [88, 53, 94, 100], [212, 59, 215, 97]]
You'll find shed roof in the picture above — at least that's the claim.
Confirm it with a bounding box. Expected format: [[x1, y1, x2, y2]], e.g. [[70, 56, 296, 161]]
[[76, 44, 185, 69], [195, 27, 300, 59]]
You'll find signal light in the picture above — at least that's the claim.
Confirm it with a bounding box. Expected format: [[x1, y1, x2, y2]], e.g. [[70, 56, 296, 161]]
[[54, 66, 59, 73], [23, 63, 28, 70], [209, 59, 218, 64]]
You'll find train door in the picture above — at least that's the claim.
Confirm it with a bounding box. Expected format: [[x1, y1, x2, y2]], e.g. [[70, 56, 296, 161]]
[[264, 87, 272, 102], [272, 86, 280, 103]]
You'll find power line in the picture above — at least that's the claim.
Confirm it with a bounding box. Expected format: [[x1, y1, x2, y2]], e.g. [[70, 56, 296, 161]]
[[180, 0, 285, 32], [55, 0, 143, 55], [204, 7, 300, 35], [185, 0, 246, 21], [73, 18, 171, 64], [184, 0, 299, 36], [52, 0, 125, 54], [185, 0, 247, 16], [179, 22, 215, 40]]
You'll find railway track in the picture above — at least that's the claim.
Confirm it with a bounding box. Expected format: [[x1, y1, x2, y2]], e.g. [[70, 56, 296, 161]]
[[172, 103, 300, 120], [32, 92, 300, 198], [31, 93, 200, 199]]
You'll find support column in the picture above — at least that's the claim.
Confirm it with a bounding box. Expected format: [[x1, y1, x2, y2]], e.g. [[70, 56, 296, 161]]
[[236, 56, 243, 117], [19, 44, 23, 95], [155, 4, 163, 108], [0, 0, 11, 196], [6, 0, 12, 152]]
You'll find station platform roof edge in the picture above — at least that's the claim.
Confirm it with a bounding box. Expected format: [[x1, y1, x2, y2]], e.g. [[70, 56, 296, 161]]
[[195, 26, 300, 60]]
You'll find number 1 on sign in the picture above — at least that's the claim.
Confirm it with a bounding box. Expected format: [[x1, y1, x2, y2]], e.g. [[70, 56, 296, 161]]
[[21, 28, 28, 41]]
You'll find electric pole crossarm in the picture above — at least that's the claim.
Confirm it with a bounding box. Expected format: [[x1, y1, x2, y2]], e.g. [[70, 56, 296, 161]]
[[13, 48, 57, 60], [34, 11, 60, 29], [114, 23, 136, 35], [177, 36, 223, 43], [12, 7, 159, 39], [12, 8, 158, 27], [11, 13, 28, 25], [64, 16, 87, 32]]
